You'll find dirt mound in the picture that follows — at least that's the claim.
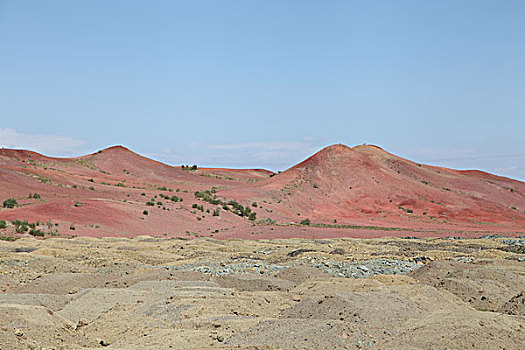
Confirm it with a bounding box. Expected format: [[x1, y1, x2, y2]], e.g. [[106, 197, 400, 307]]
[[498, 291, 525, 316], [377, 310, 525, 350], [0, 275, 18, 292], [12, 273, 118, 294], [410, 260, 525, 311], [0, 236, 524, 349], [275, 265, 331, 284], [214, 274, 295, 292], [0, 304, 94, 350]]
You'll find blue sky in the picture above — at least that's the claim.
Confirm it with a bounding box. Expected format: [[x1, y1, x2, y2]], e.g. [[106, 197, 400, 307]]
[[1, 1, 524, 179]]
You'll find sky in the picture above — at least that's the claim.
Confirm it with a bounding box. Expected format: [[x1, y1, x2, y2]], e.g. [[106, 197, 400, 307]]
[[0, 1, 524, 180]]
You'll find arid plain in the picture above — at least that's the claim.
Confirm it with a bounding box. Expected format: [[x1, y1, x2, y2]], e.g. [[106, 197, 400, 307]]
[[0, 144, 524, 349]]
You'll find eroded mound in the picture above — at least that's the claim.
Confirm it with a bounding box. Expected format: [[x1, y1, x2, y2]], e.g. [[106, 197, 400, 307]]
[[0, 235, 524, 349]]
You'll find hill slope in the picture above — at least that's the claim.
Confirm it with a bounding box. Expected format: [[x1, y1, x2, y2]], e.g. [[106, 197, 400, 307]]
[[0, 144, 523, 239]]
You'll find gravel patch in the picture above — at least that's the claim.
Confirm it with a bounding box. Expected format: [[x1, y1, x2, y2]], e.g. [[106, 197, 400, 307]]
[[168, 258, 421, 278]]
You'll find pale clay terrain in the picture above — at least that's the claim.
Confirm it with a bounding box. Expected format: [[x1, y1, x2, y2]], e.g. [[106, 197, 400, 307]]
[[0, 235, 524, 349]]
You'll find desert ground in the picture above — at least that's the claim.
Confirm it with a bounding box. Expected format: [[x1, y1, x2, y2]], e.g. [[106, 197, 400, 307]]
[[1, 234, 524, 349], [0, 144, 524, 349]]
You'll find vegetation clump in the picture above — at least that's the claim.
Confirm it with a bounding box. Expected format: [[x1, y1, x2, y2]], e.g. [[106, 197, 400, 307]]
[[29, 228, 45, 237], [300, 218, 311, 226], [181, 165, 198, 171], [12, 220, 29, 233], [194, 189, 257, 220], [192, 203, 204, 212], [3, 198, 18, 208]]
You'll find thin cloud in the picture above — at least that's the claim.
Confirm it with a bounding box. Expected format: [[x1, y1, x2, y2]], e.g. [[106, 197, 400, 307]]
[[209, 142, 308, 150], [0, 127, 87, 156]]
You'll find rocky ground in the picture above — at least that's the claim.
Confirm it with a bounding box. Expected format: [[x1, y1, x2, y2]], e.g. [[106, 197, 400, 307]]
[[0, 235, 524, 349]]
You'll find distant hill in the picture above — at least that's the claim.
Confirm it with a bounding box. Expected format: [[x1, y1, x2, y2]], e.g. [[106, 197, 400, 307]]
[[0, 144, 523, 239]]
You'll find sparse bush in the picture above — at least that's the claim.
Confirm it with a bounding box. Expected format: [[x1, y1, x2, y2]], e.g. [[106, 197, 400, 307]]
[[3, 198, 18, 208], [143, 210, 149, 215], [146, 201, 154, 206], [74, 201, 83, 207], [0, 220, 6, 229], [181, 165, 198, 171], [141, 193, 146, 196], [88, 186, 95, 191], [29, 229, 45, 237], [258, 217, 276, 225], [300, 218, 311, 226], [212, 208, 220, 216], [88, 178, 94, 182], [252, 202, 258, 207], [12, 220, 29, 233], [70, 223, 75, 230], [192, 204, 204, 212]]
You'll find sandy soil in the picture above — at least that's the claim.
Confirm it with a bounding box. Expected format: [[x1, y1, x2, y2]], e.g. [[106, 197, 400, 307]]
[[0, 235, 524, 349]]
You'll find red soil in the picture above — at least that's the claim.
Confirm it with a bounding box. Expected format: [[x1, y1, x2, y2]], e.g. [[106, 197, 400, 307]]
[[0, 144, 523, 239]]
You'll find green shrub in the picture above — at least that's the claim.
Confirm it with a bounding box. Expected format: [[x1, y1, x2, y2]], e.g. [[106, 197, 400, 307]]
[[88, 186, 95, 191], [74, 201, 83, 207], [181, 165, 198, 171], [300, 218, 311, 226], [29, 229, 45, 237], [252, 202, 258, 207], [146, 201, 154, 206], [2, 198, 17, 208], [143, 210, 149, 215], [13, 220, 29, 233], [0, 220, 6, 229]]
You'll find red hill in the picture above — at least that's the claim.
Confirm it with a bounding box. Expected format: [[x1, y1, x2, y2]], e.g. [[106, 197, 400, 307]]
[[0, 144, 523, 240]]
